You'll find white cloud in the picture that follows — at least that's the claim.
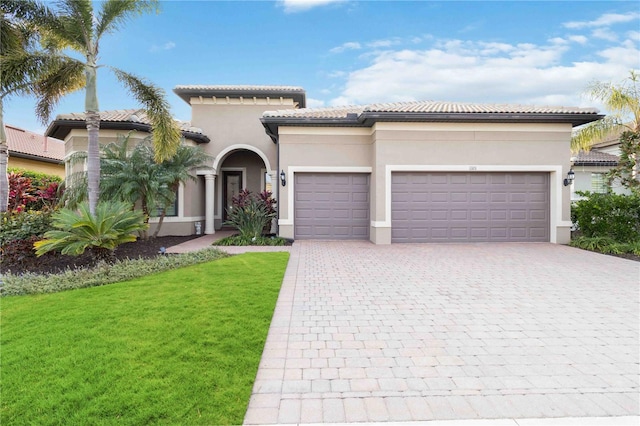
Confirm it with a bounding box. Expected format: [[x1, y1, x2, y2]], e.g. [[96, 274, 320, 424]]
[[592, 28, 619, 42], [628, 30, 640, 42], [279, 0, 345, 13], [366, 38, 402, 49], [327, 37, 639, 111], [568, 35, 588, 44], [150, 41, 176, 52], [330, 42, 362, 53], [563, 12, 640, 29], [306, 98, 326, 108]]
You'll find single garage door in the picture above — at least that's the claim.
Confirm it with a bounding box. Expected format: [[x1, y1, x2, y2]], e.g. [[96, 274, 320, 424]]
[[295, 173, 370, 240], [392, 172, 549, 243]]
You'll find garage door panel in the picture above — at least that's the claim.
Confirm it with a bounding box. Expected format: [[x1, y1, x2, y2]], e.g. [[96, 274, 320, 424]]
[[392, 172, 549, 243], [294, 173, 370, 240]]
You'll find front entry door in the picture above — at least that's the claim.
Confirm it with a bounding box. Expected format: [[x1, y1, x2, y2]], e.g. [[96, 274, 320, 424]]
[[223, 171, 243, 222]]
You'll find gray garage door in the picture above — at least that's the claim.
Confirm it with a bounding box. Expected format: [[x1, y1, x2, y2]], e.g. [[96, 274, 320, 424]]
[[392, 172, 549, 243], [294, 173, 370, 240]]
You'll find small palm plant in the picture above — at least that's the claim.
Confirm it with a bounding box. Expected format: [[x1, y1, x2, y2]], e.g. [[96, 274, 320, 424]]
[[34, 201, 147, 261]]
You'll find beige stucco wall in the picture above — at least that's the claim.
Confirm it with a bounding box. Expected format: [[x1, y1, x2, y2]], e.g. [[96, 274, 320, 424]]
[[277, 122, 574, 244], [189, 100, 283, 173], [9, 157, 64, 178]]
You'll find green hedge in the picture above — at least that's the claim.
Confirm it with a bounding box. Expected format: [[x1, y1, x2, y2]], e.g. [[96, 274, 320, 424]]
[[571, 192, 640, 243]]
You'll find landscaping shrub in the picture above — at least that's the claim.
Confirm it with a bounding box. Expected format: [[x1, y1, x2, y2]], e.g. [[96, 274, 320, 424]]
[[1, 248, 229, 296], [225, 190, 277, 240], [213, 234, 288, 246], [569, 235, 640, 256], [7, 169, 62, 212], [571, 192, 640, 243], [34, 201, 147, 261], [0, 210, 53, 246]]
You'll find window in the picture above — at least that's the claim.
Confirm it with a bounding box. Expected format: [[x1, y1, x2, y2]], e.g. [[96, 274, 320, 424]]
[[152, 188, 178, 217], [591, 173, 608, 193]]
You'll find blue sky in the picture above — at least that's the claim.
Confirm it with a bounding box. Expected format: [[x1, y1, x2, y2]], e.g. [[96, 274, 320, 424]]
[[5, 0, 640, 135]]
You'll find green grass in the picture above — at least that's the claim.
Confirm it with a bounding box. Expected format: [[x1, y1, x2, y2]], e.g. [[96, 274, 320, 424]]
[[1, 252, 290, 425]]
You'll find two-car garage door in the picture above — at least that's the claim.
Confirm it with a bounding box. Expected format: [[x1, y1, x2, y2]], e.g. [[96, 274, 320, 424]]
[[392, 172, 550, 243], [292, 171, 550, 242]]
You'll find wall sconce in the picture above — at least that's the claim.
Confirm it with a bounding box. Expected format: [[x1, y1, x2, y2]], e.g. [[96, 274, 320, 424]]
[[563, 169, 575, 186], [280, 170, 286, 187]]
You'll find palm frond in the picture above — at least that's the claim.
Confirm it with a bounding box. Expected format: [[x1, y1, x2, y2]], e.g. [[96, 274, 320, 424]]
[[110, 67, 181, 162], [33, 56, 85, 124], [571, 116, 623, 153], [96, 0, 158, 39]]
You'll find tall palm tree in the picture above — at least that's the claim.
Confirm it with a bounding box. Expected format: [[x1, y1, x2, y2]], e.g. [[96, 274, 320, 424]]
[[0, 8, 82, 212], [2, 0, 181, 214], [571, 70, 640, 152]]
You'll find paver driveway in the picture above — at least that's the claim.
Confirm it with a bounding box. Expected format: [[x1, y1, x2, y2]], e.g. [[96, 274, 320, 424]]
[[243, 242, 639, 424]]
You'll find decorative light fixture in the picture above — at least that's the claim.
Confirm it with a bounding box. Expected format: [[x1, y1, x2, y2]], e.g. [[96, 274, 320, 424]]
[[563, 169, 575, 186], [280, 170, 286, 187]]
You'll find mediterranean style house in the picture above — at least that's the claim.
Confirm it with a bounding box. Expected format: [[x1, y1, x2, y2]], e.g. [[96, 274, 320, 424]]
[[46, 85, 602, 244]]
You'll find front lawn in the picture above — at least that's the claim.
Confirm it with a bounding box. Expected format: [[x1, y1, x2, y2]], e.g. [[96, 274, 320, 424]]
[[1, 252, 289, 425]]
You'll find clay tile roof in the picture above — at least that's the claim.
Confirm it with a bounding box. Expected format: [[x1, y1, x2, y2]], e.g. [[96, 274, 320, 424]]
[[54, 109, 204, 134], [5, 124, 65, 163], [573, 150, 619, 166], [263, 100, 598, 119]]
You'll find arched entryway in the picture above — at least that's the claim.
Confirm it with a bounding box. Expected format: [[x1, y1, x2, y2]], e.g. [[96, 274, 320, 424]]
[[201, 145, 276, 233]]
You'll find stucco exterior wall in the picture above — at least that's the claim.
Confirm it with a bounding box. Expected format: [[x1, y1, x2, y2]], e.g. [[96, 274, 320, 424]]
[[189, 100, 281, 173], [8, 157, 64, 178]]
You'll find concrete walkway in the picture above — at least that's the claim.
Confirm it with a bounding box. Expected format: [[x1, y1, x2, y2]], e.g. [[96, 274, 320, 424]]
[[243, 241, 639, 425]]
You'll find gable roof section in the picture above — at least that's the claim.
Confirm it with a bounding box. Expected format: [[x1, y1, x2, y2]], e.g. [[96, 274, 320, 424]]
[[45, 109, 210, 144], [573, 150, 619, 167], [174, 85, 306, 108], [261, 100, 603, 142], [6, 125, 65, 164]]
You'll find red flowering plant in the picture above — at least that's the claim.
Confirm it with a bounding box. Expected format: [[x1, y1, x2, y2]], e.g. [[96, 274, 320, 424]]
[[226, 190, 277, 240]]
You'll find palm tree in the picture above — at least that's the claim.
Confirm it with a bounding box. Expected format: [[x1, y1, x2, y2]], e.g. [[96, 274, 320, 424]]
[[571, 70, 640, 152], [0, 7, 82, 212], [2, 0, 181, 214], [151, 144, 211, 237]]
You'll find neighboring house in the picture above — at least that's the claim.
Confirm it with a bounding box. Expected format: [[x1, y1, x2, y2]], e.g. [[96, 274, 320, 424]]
[[6, 124, 65, 178], [570, 150, 628, 200], [47, 85, 602, 243], [570, 130, 630, 199]]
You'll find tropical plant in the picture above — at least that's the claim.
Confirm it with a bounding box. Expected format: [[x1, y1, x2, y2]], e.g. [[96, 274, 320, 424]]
[[61, 133, 210, 238], [0, 209, 53, 246], [571, 70, 640, 152], [606, 131, 640, 194], [34, 201, 147, 261], [225, 190, 277, 240], [0, 4, 80, 212], [6, 169, 62, 212], [2, 0, 181, 215], [151, 143, 211, 237]]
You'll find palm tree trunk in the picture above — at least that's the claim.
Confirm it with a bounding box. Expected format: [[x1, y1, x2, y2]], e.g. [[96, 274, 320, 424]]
[[85, 60, 100, 215], [0, 97, 9, 213], [153, 208, 167, 238]]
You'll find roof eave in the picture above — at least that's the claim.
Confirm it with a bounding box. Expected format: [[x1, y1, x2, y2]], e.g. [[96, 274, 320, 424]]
[[359, 112, 605, 127], [9, 151, 64, 164], [45, 119, 210, 144], [175, 87, 307, 108]]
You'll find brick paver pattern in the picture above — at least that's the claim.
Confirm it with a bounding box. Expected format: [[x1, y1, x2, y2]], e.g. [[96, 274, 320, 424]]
[[243, 242, 640, 424]]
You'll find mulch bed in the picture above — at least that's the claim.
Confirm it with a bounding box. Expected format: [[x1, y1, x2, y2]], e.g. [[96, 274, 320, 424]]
[[1, 235, 199, 276]]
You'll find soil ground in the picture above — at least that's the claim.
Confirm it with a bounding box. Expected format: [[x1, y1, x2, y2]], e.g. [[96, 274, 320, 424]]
[[1, 235, 199, 276]]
